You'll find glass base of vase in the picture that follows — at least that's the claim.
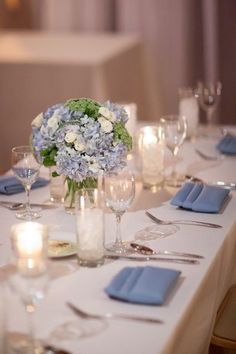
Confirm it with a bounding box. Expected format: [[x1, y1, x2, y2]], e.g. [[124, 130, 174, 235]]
[[64, 205, 75, 215]]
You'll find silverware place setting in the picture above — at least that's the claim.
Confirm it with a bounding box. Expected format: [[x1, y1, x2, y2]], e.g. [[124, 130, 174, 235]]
[[67, 302, 163, 324], [105, 254, 199, 265], [185, 175, 236, 190], [0, 200, 56, 210], [145, 210, 222, 229], [130, 242, 204, 259], [195, 148, 224, 161]]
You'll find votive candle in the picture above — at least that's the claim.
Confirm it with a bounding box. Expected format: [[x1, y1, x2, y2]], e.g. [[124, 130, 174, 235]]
[[11, 222, 48, 277]]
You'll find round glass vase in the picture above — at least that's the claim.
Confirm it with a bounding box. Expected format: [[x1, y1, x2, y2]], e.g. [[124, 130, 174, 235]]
[[64, 177, 98, 214]]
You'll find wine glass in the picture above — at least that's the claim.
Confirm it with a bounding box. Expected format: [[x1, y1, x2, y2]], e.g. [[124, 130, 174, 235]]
[[104, 169, 135, 254], [196, 81, 222, 130], [5, 222, 49, 354], [12, 146, 41, 220], [6, 271, 50, 354], [160, 115, 187, 188]]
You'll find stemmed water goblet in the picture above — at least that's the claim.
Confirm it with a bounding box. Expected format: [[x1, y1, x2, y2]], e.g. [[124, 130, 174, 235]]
[[12, 145, 41, 220], [160, 114, 187, 188], [6, 222, 49, 354], [196, 81, 222, 133], [104, 168, 135, 254]]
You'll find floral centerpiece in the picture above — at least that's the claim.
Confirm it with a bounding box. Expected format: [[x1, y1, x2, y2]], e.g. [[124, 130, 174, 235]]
[[31, 98, 132, 212]]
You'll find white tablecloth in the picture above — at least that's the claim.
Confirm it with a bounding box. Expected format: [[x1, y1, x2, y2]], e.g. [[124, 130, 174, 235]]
[[0, 135, 236, 354]]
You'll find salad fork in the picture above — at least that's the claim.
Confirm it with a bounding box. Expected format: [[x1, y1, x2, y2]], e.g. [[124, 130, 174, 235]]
[[145, 210, 222, 229]]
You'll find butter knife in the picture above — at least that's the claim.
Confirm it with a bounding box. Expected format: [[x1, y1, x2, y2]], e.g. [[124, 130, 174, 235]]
[[106, 255, 199, 265]]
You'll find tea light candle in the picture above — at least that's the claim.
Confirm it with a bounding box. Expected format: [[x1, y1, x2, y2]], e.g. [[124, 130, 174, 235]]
[[11, 222, 48, 277]]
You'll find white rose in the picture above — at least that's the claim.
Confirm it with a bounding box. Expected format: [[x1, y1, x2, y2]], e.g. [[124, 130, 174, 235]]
[[74, 140, 85, 151], [99, 107, 110, 118], [31, 112, 43, 128], [99, 106, 116, 122], [47, 111, 60, 133], [98, 117, 113, 133], [65, 131, 77, 144]]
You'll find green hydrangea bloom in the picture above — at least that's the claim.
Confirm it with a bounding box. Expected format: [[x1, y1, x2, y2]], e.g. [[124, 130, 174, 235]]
[[113, 122, 132, 151], [65, 98, 100, 118]]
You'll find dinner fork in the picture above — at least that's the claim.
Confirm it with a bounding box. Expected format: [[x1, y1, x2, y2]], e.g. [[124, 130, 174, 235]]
[[145, 210, 222, 228], [67, 302, 163, 324], [195, 148, 223, 161]]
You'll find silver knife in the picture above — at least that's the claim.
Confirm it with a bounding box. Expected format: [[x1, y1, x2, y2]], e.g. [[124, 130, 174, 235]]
[[67, 302, 164, 324], [210, 181, 236, 190], [106, 255, 199, 265], [185, 175, 236, 190], [0, 200, 56, 210]]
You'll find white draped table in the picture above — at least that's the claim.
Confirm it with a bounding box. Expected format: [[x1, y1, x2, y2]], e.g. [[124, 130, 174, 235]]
[[0, 135, 236, 354]]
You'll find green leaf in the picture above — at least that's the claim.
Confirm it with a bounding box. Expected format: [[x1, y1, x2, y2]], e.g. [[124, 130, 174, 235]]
[[52, 171, 60, 177], [40, 146, 58, 167], [113, 122, 132, 151]]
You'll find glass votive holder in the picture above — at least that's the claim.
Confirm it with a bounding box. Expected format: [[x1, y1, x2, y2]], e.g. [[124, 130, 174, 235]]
[[75, 188, 105, 267], [138, 125, 165, 191], [178, 86, 199, 139], [11, 222, 48, 277], [49, 166, 65, 204], [121, 102, 137, 140]]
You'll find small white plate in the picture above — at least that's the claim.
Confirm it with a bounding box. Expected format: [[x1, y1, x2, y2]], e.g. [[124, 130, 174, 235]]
[[48, 239, 77, 258]]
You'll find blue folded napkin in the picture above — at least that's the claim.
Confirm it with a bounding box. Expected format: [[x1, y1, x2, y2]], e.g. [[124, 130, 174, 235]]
[[171, 182, 229, 213], [104, 266, 181, 305], [0, 176, 49, 195], [216, 134, 236, 155]]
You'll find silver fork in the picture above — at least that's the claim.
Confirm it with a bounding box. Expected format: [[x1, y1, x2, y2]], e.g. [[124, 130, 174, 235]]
[[67, 302, 163, 324], [195, 148, 223, 161], [145, 210, 222, 229]]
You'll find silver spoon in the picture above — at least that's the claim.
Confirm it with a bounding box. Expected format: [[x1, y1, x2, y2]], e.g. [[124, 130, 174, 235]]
[[130, 242, 204, 259]]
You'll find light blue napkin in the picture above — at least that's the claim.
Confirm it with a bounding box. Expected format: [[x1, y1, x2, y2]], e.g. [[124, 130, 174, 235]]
[[0, 176, 49, 195], [216, 134, 236, 155], [171, 182, 230, 213], [104, 266, 181, 305]]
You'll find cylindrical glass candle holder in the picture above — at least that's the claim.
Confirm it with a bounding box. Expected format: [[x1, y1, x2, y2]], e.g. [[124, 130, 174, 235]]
[[75, 188, 105, 267], [138, 125, 165, 191], [178, 86, 199, 139], [11, 222, 48, 277]]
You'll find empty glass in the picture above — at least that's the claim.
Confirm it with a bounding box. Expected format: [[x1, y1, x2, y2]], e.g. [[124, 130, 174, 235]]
[[196, 81, 222, 132], [12, 146, 41, 220], [104, 169, 135, 254], [160, 115, 187, 187], [6, 222, 49, 354]]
